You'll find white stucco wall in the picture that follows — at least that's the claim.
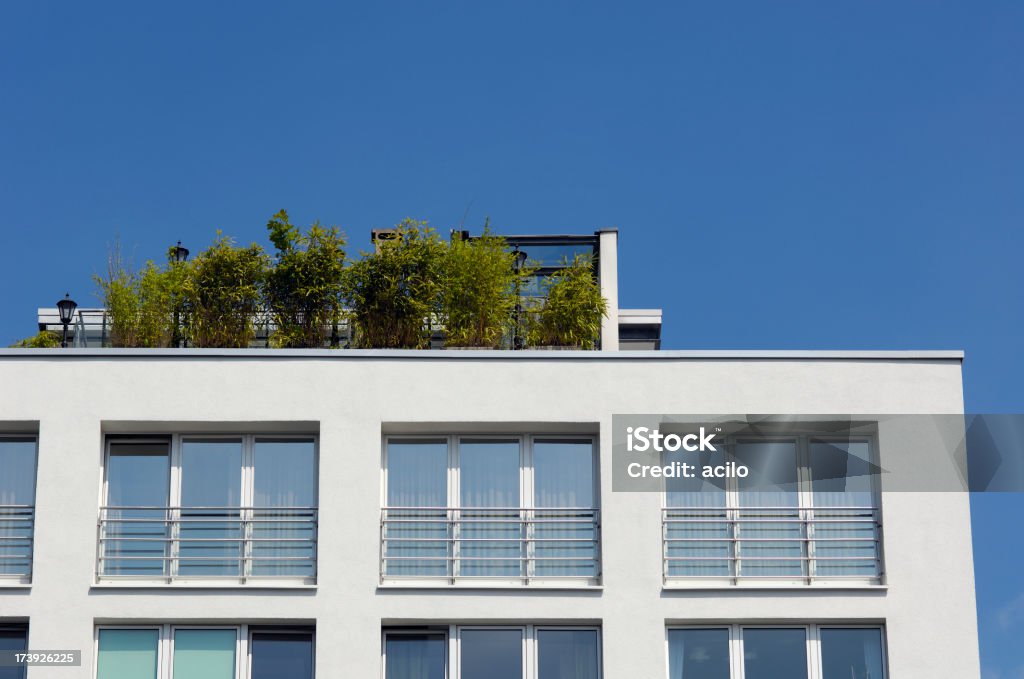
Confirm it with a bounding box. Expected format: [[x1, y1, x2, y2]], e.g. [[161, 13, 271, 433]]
[[0, 350, 978, 678]]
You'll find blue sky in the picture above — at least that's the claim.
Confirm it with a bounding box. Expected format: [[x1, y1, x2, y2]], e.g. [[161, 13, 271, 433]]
[[1, 1, 1022, 674]]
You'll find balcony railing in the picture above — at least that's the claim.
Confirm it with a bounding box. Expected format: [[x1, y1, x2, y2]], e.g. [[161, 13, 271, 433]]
[[0, 505, 34, 581], [380, 507, 601, 585], [97, 506, 317, 584], [662, 506, 881, 585]]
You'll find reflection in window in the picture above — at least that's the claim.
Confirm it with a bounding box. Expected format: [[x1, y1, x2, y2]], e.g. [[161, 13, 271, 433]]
[[667, 628, 729, 679], [820, 628, 884, 679], [461, 629, 522, 679], [0, 438, 37, 579], [742, 628, 808, 679], [537, 629, 600, 679], [384, 634, 446, 679]]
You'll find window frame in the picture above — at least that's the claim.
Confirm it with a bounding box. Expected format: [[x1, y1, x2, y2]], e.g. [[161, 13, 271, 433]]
[[380, 433, 601, 586], [664, 623, 888, 679], [97, 433, 319, 585], [0, 434, 39, 585], [382, 624, 602, 679], [662, 433, 884, 587], [94, 624, 314, 679]]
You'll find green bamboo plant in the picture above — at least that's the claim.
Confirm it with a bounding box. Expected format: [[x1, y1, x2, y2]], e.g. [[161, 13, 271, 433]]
[[525, 255, 608, 349]]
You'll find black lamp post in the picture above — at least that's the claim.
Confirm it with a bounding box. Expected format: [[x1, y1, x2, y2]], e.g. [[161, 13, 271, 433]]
[[56, 293, 77, 348], [513, 248, 528, 349], [171, 241, 189, 347], [172, 240, 189, 263]]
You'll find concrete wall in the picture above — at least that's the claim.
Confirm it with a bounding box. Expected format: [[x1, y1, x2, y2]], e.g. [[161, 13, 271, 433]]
[[0, 350, 978, 678]]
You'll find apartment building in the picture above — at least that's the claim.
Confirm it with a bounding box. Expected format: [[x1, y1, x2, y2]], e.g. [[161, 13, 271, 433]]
[[0, 232, 979, 678]]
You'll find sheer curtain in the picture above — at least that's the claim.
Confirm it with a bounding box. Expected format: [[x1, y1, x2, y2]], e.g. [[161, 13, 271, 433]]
[[819, 628, 884, 679], [0, 439, 36, 578], [810, 441, 880, 578], [385, 440, 449, 577], [667, 629, 730, 679], [735, 442, 804, 578], [103, 443, 170, 577], [459, 439, 521, 577], [253, 439, 316, 577], [179, 439, 243, 577], [665, 448, 730, 578], [172, 630, 236, 679], [536, 629, 600, 679], [384, 634, 446, 679], [533, 440, 596, 577]]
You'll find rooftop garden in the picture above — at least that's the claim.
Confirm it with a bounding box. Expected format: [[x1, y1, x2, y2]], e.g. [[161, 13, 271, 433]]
[[13, 213, 607, 350]]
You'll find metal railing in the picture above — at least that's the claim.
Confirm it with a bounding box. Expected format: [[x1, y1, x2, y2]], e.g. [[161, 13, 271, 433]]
[[381, 507, 601, 584], [97, 506, 317, 583], [0, 505, 34, 580], [662, 506, 881, 584]]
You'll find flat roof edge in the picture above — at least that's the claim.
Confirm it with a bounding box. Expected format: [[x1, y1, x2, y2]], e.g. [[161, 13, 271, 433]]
[[0, 349, 965, 361]]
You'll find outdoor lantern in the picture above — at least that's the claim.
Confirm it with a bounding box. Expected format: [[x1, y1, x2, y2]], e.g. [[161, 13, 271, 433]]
[[172, 240, 189, 263], [56, 292, 77, 348]]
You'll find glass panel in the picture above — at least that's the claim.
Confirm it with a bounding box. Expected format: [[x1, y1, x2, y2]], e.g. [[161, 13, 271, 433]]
[[820, 628, 885, 679], [742, 628, 807, 679], [517, 244, 596, 268], [0, 629, 27, 679], [252, 439, 317, 577], [97, 629, 159, 679], [667, 629, 730, 679], [735, 442, 803, 578], [172, 629, 236, 679], [537, 629, 600, 679], [459, 439, 521, 577], [384, 439, 450, 578], [0, 439, 36, 505], [810, 442, 880, 578], [179, 440, 243, 577], [461, 629, 522, 679], [103, 443, 170, 577], [0, 439, 36, 578], [384, 633, 446, 679], [665, 446, 731, 578], [251, 632, 314, 679], [534, 440, 597, 577]]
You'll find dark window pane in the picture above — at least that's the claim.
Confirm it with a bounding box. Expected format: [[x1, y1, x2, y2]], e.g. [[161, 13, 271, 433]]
[[385, 634, 446, 679], [820, 628, 885, 679], [742, 628, 807, 679], [0, 629, 27, 679], [537, 629, 600, 679], [668, 629, 729, 679], [251, 632, 314, 679], [461, 629, 522, 679]]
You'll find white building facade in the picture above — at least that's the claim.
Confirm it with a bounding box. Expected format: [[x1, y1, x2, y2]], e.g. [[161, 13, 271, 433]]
[[0, 347, 980, 678]]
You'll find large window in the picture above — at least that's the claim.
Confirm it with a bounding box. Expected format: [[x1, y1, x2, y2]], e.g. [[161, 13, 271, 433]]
[[383, 626, 600, 679], [667, 625, 886, 679], [381, 435, 599, 584], [663, 436, 881, 585], [95, 626, 313, 679], [98, 434, 317, 584]]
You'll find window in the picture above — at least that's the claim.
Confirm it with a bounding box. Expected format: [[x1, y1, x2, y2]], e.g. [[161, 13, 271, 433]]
[[381, 435, 599, 584], [98, 435, 317, 583], [0, 437, 37, 582], [663, 436, 881, 585], [95, 626, 313, 679], [667, 625, 886, 679], [0, 626, 28, 679], [383, 626, 600, 679]]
